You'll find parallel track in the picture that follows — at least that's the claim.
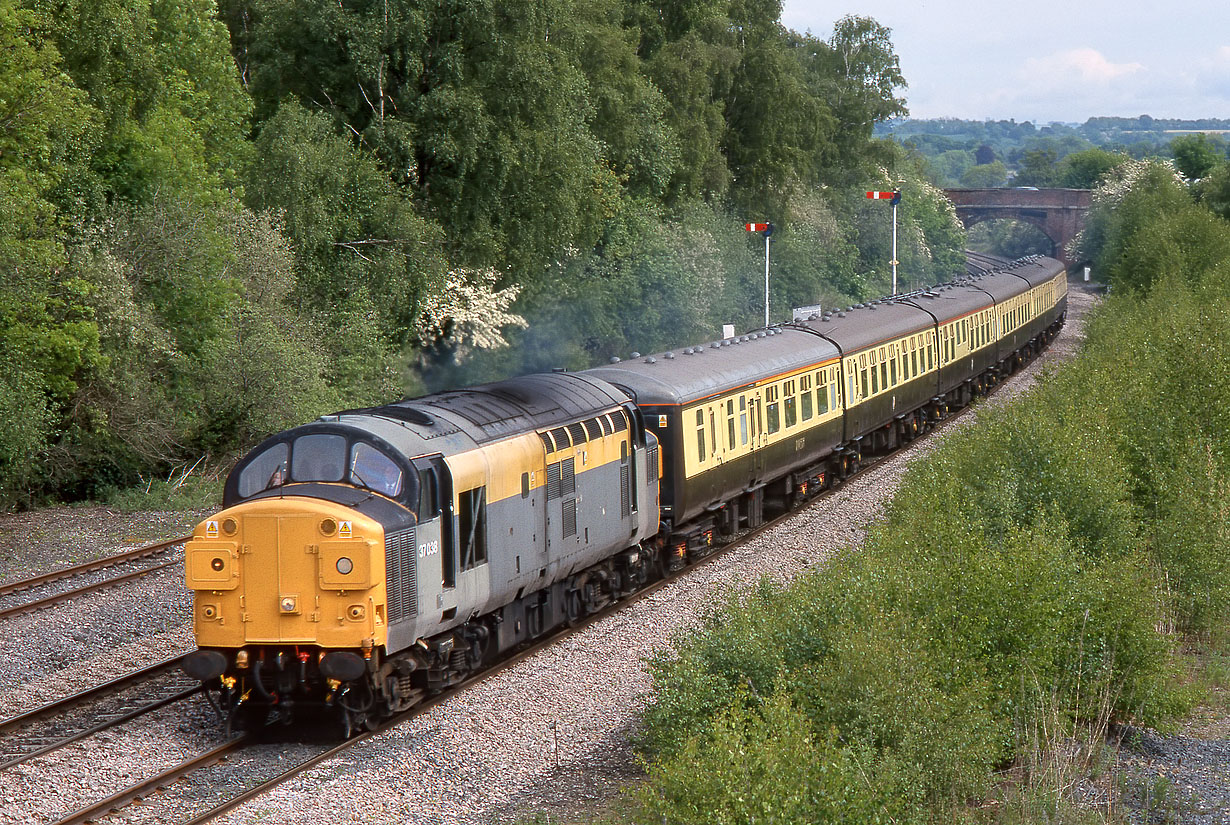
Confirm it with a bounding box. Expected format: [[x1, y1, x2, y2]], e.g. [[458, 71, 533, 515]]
[[0, 536, 189, 621], [40, 323, 1060, 824], [0, 656, 198, 770]]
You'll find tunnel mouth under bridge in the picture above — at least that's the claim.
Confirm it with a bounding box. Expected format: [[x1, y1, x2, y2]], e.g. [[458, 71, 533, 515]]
[[944, 188, 1091, 267]]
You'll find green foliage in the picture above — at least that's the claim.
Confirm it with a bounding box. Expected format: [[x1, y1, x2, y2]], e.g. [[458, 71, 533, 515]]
[[1, 0, 960, 510], [960, 160, 1008, 188], [1057, 148, 1125, 188], [967, 220, 1053, 259], [631, 690, 908, 825], [1170, 133, 1226, 180]]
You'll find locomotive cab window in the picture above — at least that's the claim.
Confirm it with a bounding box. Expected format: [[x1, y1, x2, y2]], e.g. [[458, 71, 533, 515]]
[[350, 442, 403, 497], [238, 442, 288, 497], [291, 433, 346, 483]]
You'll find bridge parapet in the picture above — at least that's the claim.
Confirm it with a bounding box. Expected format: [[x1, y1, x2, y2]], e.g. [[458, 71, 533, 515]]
[[944, 188, 1091, 266]]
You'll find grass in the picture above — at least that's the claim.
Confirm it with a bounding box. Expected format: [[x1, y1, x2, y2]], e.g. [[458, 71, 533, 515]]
[[97, 459, 226, 513]]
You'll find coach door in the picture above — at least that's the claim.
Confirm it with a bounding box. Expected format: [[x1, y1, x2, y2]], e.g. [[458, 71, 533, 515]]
[[412, 456, 455, 617], [750, 391, 767, 479]]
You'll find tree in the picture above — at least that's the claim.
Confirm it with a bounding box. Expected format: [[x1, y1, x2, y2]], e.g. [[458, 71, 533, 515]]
[[1057, 148, 1125, 189], [960, 160, 1008, 188], [1013, 147, 1060, 187], [1170, 133, 1226, 180], [32, 0, 252, 205]]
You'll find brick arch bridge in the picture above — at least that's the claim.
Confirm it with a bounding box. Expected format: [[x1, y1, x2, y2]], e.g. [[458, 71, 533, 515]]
[[944, 188, 1091, 267]]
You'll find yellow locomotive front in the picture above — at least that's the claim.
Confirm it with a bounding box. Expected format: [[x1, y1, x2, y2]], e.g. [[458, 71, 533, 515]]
[[183, 497, 389, 725]]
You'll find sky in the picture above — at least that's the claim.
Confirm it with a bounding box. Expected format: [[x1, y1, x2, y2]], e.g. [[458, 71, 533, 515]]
[[780, 0, 1230, 124]]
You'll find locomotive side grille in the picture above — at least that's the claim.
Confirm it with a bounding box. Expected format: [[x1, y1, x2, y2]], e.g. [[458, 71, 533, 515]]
[[612, 411, 628, 432], [562, 499, 577, 538], [620, 464, 630, 518], [561, 458, 576, 497], [547, 462, 561, 500], [647, 444, 658, 483], [567, 422, 588, 444], [385, 528, 417, 624]]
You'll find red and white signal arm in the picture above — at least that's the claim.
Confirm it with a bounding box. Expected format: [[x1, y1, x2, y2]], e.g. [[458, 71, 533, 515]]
[[866, 191, 896, 199], [744, 222, 770, 232]]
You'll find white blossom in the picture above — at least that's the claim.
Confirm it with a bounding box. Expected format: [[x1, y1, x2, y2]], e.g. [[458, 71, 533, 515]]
[[415, 267, 528, 363]]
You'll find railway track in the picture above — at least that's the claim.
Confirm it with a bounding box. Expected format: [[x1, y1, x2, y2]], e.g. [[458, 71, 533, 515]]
[[0, 655, 199, 770], [14, 334, 1052, 825], [0, 536, 190, 621], [35, 369, 1017, 825]]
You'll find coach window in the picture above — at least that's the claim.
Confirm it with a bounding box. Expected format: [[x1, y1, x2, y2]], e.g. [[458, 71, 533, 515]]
[[695, 409, 706, 463], [879, 352, 888, 391], [709, 409, 717, 457], [889, 348, 898, 386], [911, 339, 919, 377], [739, 397, 748, 445], [726, 400, 736, 450], [800, 375, 813, 420], [859, 356, 869, 399], [766, 385, 781, 434], [784, 380, 797, 428], [869, 351, 879, 394]]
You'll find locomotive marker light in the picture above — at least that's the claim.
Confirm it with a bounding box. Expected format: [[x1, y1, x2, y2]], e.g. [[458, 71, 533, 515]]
[[866, 190, 902, 295], [744, 221, 774, 326]]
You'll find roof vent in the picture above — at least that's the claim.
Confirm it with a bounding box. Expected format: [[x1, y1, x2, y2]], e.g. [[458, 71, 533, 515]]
[[838, 311, 847, 318], [665, 352, 675, 359], [630, 352, 641, 358], [646, 356, 656, 364], [609, 356, 621, 363], [711, 342, 721, 348]]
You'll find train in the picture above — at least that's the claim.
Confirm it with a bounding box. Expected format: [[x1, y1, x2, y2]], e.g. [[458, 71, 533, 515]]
[[182, 253, 1068, 734]]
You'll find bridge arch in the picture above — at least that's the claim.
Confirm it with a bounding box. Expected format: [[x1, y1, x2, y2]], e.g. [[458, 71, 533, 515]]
[[944, 188, 1091, 267]]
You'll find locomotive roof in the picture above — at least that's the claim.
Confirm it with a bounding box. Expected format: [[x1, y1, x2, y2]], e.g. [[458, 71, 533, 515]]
[[584, 327, 840, 406], [328, 371, 631, 446]]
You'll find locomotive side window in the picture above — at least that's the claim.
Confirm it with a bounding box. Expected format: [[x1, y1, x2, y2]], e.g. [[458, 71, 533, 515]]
[[238, 443, 288, 497], [800, 375, 813, 421], [291, 434, 346, 482], [457, 487, 487, 570], [349, 443, 403, 497]]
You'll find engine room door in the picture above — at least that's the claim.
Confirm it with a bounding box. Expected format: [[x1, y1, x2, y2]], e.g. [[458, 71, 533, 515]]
[[412, 456, 454, 601]]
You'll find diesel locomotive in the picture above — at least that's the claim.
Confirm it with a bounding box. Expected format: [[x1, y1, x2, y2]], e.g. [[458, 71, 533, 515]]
[[183, 254, 1067, 733]]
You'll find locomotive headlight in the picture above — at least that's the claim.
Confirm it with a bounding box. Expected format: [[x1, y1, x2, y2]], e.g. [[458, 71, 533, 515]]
[[221, 518, 238, 536], [210, 557, 225, 571], [348, 604, 365, 620], [280, 596, 297, 613], [336, 557, 354, 575]]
